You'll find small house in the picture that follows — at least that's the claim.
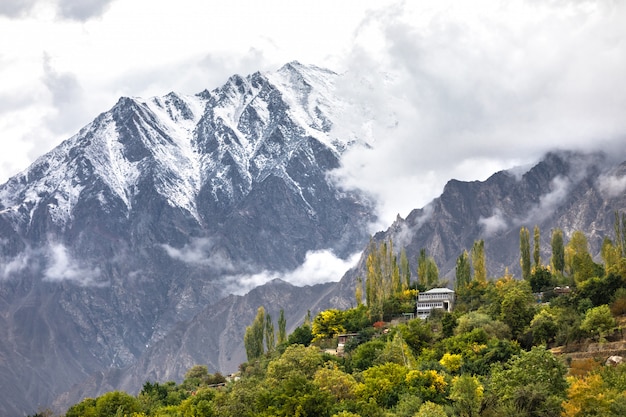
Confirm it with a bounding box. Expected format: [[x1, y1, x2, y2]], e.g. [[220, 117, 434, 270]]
[[416, 287, 455, 319]]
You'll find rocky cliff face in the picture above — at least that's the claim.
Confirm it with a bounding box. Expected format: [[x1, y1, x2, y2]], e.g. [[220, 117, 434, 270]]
[[0, 62, 375, 415], [342, 151, 626, 286], [54, 150, 626, 413]]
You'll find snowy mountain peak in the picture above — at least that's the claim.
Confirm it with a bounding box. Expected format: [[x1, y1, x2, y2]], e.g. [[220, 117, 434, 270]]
[[0, 63, 363, 231]]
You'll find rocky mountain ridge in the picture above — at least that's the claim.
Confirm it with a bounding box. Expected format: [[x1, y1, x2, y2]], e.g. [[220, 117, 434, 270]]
[[0, 62, 375, 415], [55, 150, 626, 413], [343, 151, 626, 286]]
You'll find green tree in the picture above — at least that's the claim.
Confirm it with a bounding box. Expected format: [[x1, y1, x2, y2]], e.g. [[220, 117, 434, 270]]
[[375, 332, 416, 367], [286, 324, 313, 346], [312, 309, 345, 342], [400, 248, 411, 290], [278, 309, 287, 345], [418, 248, 439, 289], [581, 304, 615, 342], [355, 276, 364, 306], [349, 339, 385, 372], [471, 240, 487, 283], [551, 228, 565, 276], [94, 391, 141, 417], [365, 238, 403, 320], [177, 387, 216, 417], [455, 311, 511, 340], [313, 364, 358, 401], [265, 312, 275, 352], [530, 307, 559, 345], [487, 346, 568, 417], [244, 306, 265, 361], [266, 344, 324, 382], [415, 401, 447, 417], [615, 211, 626, 258], [449, 374, 484, 417], [499, 281, 535, 339], [533, 225, 541, 268], [65, 398, 97, 417], [529, 265, 554, 293], [356, 362, 408, 408], [566, 230, 597, 284], [455, 250, 471, 291], [520, 226, 532, 281]]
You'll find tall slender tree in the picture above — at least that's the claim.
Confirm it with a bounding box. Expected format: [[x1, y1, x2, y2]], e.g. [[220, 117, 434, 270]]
[[455, 250, 471, 291], [551, 228, 565, 275], [399, 248, 411, 290], [565, 230, 596, 284], [471, 240, 487, 283], [277, 309, 287, 345], [614, 211, 626, 258], [533, 225, 541, 268], [520, 227, 531, 281], [265, 312, 275, 352], [244, 306, 265, 361], [417, 248, 440, 289], [355, 276, 364, 306]]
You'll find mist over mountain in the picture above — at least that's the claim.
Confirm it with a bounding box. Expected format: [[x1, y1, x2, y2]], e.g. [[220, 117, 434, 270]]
[[54, 149, 626, 413], [341, 151, 626, 287], [0, 62, 375, 415], [1, 61, 625, 416]]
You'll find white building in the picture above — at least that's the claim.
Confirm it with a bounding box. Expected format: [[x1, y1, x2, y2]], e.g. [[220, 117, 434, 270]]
[[416, 288, 455, 319]]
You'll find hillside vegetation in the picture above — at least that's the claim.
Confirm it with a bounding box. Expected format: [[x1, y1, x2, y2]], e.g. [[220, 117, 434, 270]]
[[55, 218, 626, 417]]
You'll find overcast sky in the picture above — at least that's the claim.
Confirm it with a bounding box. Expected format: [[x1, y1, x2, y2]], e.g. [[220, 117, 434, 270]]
[[1, 0, 625, 228]]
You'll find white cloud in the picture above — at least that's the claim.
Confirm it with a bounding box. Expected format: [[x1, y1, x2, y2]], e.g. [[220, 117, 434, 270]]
[[519, 175, 571, 226], [0, 0, 116, 21], [161, 238, 235, 272], [223, 250, 361, 296], [1, 251, 32, 279], [598, 174, 626, 198], [479, 208, 509, 237], [44, 243, 104, 286], [1, 0, 625, 230], [330, 0, 626, 225]]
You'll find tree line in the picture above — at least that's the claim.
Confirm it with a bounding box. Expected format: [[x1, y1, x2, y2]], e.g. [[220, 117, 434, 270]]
[[57, 212, 626, 417]]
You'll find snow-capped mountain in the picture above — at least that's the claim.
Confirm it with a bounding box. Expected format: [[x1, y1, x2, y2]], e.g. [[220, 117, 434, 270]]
[[0, 62, 375, 415]]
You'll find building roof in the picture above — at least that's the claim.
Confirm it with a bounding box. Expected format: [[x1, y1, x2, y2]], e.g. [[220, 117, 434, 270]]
[[422, 287, 455, 294]]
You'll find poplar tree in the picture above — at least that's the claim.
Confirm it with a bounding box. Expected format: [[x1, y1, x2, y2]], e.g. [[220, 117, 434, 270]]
[[520, 227, 531, 280], [265, 312, 275, 352], [418, 249, 428, 287], [455, 250, 471, 290], [277, 309, 287, 345], [355, 276, 364, 306], [614, 211, 626, 257], [365, 238, 401, 320], [565, 230, 596, 284], [471, 240, 487, 283], [551, 228, 565, 275], [244, 306, 265, 361], [391, 254, 402, 294], [400, 248, 411, 290], [533, 225, 541, 268]]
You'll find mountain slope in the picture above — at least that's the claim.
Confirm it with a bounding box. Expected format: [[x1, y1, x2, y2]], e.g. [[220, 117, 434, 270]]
[[0, 62, 374, 415], [341, 151, 626, 288], [55, 150, 626, 413]]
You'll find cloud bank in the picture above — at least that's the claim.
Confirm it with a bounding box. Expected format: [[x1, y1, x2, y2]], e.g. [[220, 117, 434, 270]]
[[0, 0, 116, 20], [161, 238, 236, 272], [223, 250, 361, 296], [330, 0, 626, 225]]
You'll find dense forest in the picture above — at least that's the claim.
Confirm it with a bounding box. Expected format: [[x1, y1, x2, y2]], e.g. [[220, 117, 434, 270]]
[[50, 215, 626, 417]]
